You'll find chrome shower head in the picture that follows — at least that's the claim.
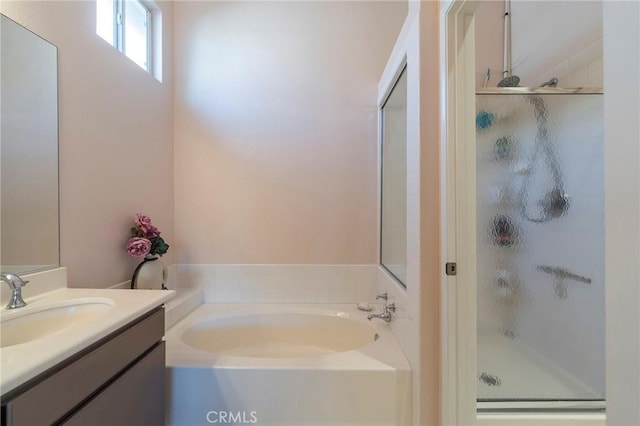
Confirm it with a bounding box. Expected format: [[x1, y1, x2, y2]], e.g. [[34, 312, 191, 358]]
[[498, 75, 520, 87]]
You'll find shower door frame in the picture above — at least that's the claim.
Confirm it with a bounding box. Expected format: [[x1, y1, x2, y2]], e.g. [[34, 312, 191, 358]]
[[439, 0, 638, 425]]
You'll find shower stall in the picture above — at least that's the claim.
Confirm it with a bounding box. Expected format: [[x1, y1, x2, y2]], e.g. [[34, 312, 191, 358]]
[[475, 87, 605, 412]]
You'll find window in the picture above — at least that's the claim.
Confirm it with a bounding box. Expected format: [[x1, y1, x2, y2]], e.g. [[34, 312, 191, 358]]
[[97, 0, 152, 73]]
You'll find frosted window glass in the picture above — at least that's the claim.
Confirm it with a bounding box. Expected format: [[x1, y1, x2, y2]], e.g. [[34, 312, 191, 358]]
[[124, 0, 149, 71], [96, 0, 152, 73], [96, 0, 115, 46]]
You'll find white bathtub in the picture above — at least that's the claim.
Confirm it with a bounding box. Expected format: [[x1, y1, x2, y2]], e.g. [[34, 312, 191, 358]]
[[165, 304, 412, 426]]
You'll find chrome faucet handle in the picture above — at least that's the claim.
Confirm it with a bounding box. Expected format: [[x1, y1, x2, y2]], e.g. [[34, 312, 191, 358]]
[[1, 273, 29, 288], [375, 293, 388, 301], [1, 273, 28, 309], [367, 301, 395, 323]]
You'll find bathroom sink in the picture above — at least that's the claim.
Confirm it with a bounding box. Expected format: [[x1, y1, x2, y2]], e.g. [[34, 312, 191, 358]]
[[0, 298, 114, 348]]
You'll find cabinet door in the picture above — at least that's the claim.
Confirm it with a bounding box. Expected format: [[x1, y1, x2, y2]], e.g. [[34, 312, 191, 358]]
[[61, 342, 165, 426], [3, 308, 164, 426]]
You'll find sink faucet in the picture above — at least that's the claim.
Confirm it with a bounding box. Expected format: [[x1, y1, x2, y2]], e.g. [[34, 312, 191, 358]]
[[1, 273, 28, 309], [367, 293, 395, 323]]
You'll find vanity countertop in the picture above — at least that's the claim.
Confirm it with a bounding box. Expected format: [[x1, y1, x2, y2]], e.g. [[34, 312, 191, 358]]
[[0, 287, 175, 396]]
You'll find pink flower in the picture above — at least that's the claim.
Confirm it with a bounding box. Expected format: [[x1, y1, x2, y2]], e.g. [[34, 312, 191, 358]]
[[135, 213, 153, 234], [134, 213, 161, 238], [126, 237, 151, 257], [146, 224, 161, 238]]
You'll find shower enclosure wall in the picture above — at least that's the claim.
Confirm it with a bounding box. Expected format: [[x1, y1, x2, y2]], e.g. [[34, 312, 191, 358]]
[[475, 88, 604, 410]]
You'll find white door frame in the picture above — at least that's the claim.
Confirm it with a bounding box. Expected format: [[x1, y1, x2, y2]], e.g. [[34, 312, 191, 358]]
[[440, 1, 479, 425]]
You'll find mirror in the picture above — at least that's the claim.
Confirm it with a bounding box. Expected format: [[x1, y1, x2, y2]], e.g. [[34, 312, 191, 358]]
[[380, 66, 407, 286], [1, 14, 59, 274]]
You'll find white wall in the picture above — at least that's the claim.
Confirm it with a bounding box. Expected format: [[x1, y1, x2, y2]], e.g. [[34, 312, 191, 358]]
[[604, 1, 640, 424], [0, 1, 175, 288], [175, 264, 377, 304], [173, 0, 406, 266], [511, 1, 602, 87], [475, 0, 602, 88]]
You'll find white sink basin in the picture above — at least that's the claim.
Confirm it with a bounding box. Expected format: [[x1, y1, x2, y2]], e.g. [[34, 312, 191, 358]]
[[1, 298, 114, 348]]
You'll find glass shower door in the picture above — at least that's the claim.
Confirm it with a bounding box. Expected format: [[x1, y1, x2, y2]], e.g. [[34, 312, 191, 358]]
[[475, 90, 605, 407]]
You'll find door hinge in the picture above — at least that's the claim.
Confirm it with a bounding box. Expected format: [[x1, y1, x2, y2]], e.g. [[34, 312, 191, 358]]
[[445, 262, 457, 276]]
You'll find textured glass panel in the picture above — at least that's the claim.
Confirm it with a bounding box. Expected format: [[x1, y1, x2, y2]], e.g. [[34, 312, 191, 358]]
[[476, 93, 604, 402]]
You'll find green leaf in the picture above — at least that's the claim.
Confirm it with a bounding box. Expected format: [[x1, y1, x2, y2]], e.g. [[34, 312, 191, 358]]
[[149, 237, 169, 256]]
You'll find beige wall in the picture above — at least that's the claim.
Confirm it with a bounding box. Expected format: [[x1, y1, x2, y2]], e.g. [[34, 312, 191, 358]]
[[474, 0, 503, 87], [417, 3, 442, 424], [173, 0, 406, 265], [0, 1, 174, 288]]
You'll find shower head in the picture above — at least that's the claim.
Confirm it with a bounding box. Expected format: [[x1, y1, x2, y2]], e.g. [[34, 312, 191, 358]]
[[539, 77, 559, 88], [498, 75, 520, 87]]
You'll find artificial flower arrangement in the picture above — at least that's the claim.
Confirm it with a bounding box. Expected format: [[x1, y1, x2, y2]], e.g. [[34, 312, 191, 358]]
[[126, 213, 169, 258]]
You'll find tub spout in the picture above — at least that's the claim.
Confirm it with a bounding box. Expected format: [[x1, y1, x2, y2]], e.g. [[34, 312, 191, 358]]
[[367, 303, 395, 323]]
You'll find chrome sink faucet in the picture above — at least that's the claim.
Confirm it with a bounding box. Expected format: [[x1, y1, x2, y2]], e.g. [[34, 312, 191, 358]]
[[367, 293, 395, 323], [1, 273, 28, 309]]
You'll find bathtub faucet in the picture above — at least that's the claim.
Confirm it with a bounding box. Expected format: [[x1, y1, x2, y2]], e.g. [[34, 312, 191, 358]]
[[367, 294, 395, 323]]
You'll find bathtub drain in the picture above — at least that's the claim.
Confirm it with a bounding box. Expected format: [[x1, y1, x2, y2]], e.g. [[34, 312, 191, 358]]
[[479, 372, 501, 387]]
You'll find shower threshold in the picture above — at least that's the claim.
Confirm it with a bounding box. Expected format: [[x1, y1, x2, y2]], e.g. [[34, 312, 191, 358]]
[[478, 400, 605, 413], [478, 401, 605, 426]]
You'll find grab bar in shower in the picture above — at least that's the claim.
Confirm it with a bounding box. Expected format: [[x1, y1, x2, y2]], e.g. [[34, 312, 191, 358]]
[[537, 265, 592, 284]]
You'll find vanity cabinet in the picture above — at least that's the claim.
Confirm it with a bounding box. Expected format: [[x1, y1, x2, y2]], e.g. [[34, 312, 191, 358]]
[[1, 306, 165, 426]]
